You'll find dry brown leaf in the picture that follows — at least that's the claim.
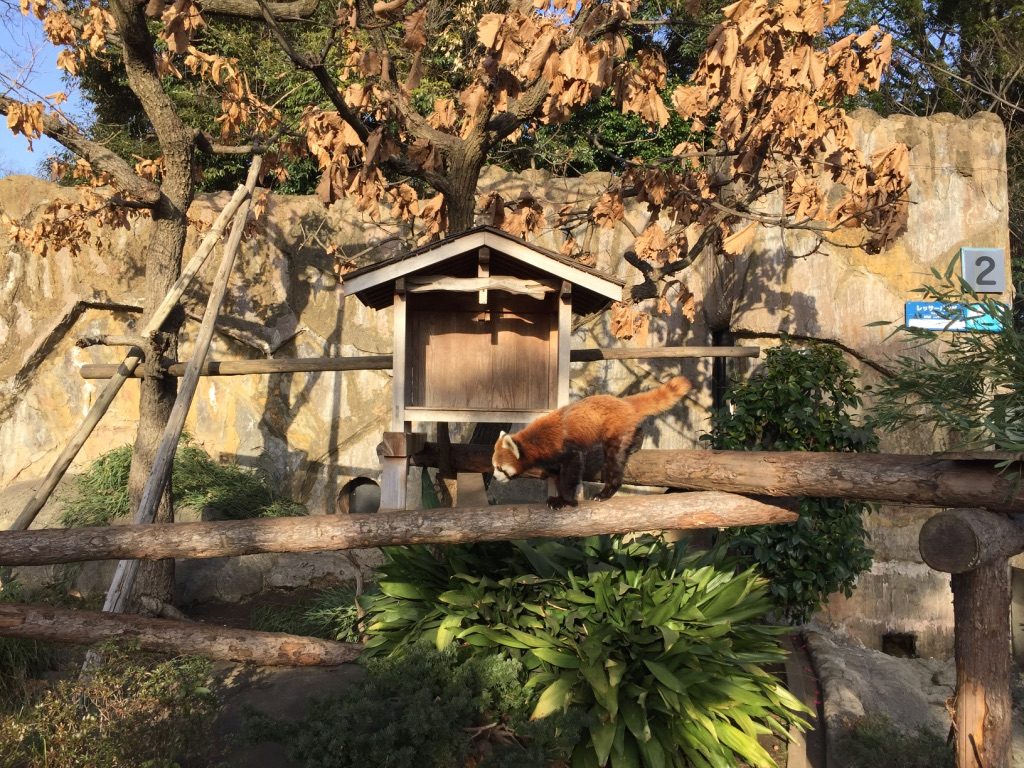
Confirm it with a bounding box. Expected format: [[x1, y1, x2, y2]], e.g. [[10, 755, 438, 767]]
[[591, 190, 625, 229], [721, 221, 757, 256], [403, 8, 427, 51]]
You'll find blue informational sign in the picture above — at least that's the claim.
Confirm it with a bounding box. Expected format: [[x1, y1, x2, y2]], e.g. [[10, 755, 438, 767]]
[[904, 301, 1003, 332]]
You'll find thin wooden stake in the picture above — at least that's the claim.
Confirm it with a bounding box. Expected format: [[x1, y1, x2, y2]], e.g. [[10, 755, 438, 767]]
[[101, 157, 263, 615], [10, 175, 263, 532]]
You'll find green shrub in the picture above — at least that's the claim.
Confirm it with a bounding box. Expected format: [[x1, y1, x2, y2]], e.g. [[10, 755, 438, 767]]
[[836, 715, 954, 768], [705, 342, 877, 622], [0, 646, 216, 768], [250, 641, 582, 768], [59, 436, 305, 527], [361, 536, 810, 768], [249, 587, 362, 642]]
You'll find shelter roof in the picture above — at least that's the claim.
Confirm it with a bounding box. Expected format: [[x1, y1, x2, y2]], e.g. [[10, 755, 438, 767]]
[[342, 226, 623, 315]]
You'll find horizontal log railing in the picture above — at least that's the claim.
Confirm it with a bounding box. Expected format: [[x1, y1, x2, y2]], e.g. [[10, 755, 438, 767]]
[[77, 346, 761, 379], [410, 444, 1024, 514], [0, 603, 361, 666], [0, 492, 795, 566]]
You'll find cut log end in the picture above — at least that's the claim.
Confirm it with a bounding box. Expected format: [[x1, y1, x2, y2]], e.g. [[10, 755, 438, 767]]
[[920, 509, 1024, 573]]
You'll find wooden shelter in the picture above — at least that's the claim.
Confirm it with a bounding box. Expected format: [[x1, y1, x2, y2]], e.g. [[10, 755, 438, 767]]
[[344, 227, 624, 510], [344, 226, 624, 429]]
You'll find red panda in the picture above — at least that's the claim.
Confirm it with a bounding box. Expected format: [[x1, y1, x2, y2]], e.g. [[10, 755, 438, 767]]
[[490, 376, 692, 508]]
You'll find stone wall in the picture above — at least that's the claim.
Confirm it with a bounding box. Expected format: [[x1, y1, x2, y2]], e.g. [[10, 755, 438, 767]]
[[0, 110, 1010, 654]]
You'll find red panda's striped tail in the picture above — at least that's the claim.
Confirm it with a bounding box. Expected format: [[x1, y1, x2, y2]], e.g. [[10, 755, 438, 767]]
[[624, 376, 692, 418]]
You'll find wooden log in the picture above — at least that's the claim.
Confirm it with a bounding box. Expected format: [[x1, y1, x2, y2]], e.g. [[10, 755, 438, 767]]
[[77, 346, 760, 380], [568, 345, 760, 361], [0, 603, 361, 666], [0, 492, 797, 565], [10, 171, 262, 532], [952, 561, 1013, 768], [410, 444, 1024, 513], [103, 157, 263, 616], [80, 355, 395, 379], [919, 509, 1024, 573]]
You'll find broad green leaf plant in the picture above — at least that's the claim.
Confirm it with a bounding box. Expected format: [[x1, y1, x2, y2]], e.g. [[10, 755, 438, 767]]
[[361, 536, 810, 768]]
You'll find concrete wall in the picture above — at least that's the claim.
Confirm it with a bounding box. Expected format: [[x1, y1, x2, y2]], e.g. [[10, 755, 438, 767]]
[[0, 110, 1011, 653]]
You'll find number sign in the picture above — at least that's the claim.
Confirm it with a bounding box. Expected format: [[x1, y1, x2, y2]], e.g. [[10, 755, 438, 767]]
[[961, 247, 1006, 293]]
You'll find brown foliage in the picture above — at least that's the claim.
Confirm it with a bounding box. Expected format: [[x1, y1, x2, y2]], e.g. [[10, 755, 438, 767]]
[[2, 0, 910, 335]]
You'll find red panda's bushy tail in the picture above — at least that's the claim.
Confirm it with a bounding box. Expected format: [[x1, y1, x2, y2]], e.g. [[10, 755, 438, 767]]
[[624, 376, 693, 418]]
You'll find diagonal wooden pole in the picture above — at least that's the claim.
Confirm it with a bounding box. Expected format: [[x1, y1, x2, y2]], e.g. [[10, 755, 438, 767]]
[[9, 175, 264, 533], [101, 156, 263, 615]]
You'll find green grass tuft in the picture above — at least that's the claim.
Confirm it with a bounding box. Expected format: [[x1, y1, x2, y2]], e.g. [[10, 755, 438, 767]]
[[249, 587, 363, 643], [59, 436, 306, 527], [837, 715, 954, 768]]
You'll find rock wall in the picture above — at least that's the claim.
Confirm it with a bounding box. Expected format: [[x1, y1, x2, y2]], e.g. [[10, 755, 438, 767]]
[[0, 110, 1011, 655]]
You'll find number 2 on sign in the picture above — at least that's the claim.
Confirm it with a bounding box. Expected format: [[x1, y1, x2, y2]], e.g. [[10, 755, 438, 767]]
[[961, 248, 1006, 293]]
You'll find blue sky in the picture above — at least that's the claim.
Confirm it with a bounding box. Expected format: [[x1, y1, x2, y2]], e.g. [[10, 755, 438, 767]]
[[0, 7, 87, 177]]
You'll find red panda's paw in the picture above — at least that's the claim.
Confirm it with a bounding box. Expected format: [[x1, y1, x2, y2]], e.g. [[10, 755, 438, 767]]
[[546, 496, 578, 509], [594, 488, 618, 501]]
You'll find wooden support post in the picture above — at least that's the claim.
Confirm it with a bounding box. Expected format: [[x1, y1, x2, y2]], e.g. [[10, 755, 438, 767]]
[[436, 422, 457, 507], [378, 429, 425, 512], [952, 561, 1013, 768], [919, 508, 1019, 768], [9, 169, 263, 532], [102, 157, 263, 616], [477, 246, 490, 304], [0, 603, 361, 666], [557, 281, 571, 408], [0, 492, 798, 564], [391, 278, 407, 432]]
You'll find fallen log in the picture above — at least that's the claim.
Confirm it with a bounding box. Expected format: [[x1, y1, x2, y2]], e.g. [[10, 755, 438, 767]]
[[0, 603, 361, 666], [410, 445, 1024, 514], [0, 492, 795, 565]]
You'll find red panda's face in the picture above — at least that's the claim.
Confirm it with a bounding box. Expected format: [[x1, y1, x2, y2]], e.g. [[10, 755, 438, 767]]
[[491, 432, 522, 483]]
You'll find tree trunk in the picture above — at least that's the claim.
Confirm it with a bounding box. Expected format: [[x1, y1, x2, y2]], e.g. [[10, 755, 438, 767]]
[[443, 143, 485, 234], [107, 0, 197, 611], [0, 492, 797, 564], [0, 603, 361, 666], [952, 560, 1013, 768]]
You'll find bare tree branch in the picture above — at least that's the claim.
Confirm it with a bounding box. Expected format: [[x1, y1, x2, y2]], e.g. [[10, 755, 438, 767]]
[[255, 0, 370, 143], [202, 0, 319, 19], [0, 94, 161, 205]]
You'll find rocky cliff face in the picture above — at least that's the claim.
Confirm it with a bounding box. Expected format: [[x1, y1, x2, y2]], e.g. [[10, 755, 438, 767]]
[[0, 110, 1010, 653]]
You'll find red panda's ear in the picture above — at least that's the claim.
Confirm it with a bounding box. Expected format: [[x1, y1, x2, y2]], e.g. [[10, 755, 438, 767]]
[[501, 434, 520, 459], [498, 430, 506, 438]]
